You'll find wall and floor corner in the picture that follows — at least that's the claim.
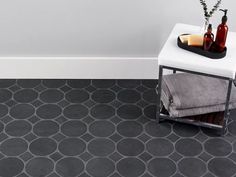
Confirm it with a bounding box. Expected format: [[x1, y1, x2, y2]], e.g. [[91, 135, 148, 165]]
[[0, 0, 235, 79]]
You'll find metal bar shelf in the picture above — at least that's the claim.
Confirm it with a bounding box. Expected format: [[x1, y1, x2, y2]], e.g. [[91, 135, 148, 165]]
[[156, 65, 233, 135]]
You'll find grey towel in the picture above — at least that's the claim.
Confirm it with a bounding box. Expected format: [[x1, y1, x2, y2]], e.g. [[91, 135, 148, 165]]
[[161, 73, 236, 117]]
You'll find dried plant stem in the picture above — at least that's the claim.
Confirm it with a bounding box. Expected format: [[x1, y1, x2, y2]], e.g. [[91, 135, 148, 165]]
[[199, 0, 222, 20]]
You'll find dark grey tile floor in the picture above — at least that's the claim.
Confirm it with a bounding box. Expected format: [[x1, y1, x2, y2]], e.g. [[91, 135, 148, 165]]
[[0, 79, 236, 177]]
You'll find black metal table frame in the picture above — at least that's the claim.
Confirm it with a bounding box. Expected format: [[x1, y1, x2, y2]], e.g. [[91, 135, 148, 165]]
[[156, 65, 234, 135]]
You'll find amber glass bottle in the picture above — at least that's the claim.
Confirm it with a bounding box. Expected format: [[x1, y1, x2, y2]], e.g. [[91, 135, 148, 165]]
[[203, 24, 214, 51], [215, 9, 228, 52]]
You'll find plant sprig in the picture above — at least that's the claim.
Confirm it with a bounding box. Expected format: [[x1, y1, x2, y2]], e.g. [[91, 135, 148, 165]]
[[199, 0, 222, 20]]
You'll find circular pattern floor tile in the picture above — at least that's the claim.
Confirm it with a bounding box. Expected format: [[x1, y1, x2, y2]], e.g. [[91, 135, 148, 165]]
[[142, 80, 157, 88], [233, 141, 236, 152], [143, 90, 157, 103], [88, 138, 115, 156], [26, 157, 54, 177], [0, 80, 16, 88], [0, 122, 3, 133], [208, 158, 236, 177], [228, 121, 236, 136], [89, 121, 115, 137], [65, 90, 89, 103], [91, 104, 115, 119], [29, 138, 57, 156], [173, 123, 200, 137], [178, 158, 206, 177], [117, 138, 144, 156], [117, 104, 142, 120], [36, 104, 62, 119], [0, 89, 12, 103], [92, 80, 115, 88], [17, 79, 41, 88], [33, 120, 59, 137], [148, 158, 176, 177], [176, 138, 202, 156], [59, 138, 86, 156], [145, 121, 171, 137], [63, 104, 88, 119], [0, 158, 24, 177], [10, 104, 35, 119], [14, 89, 38, 103], [42, 80, 66, 88], [87, 158, 115, 177], [67, 80, 90, 88], [0, 104, 8, 118], [117, 121, 142, 137], [40, 89, 64, 103], [117, 89, 141, 103], [204, 138, 232, 156], [147, 138, 174, 156], [201, 127, 220, 137], [61, 120, 87, 137], [0, 138, 28, 156], [117, 80, 141, 88], [144, 105, 156, 119], [56, 157, 84, 177], [5, 120, 32, 137], [91, 90, 115, 103], [117, 158, 145, 177]]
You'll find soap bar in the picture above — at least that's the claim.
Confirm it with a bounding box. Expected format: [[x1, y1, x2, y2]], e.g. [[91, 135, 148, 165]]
[[188, 35, 204, 47], [179, 35, 190, 44]]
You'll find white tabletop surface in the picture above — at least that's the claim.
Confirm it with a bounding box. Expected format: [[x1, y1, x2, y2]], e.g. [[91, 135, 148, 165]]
[[158, 23, 236, 79]]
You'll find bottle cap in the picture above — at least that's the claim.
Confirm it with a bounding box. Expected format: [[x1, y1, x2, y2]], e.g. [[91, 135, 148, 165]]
[[208, 24, 212, 30]]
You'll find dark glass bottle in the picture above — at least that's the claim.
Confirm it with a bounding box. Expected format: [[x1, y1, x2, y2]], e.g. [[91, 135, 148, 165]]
[[215, 9, 228, 52], [203, 24, 214, 51]]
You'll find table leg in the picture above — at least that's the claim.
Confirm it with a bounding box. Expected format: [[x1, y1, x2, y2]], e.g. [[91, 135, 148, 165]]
[[156, 65, 163, 123], [222, 79, 233, 135]]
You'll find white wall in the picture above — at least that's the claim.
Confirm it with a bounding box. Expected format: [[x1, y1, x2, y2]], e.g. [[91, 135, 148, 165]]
[[0, 0, 235, 79], [0, 0, 158, 57], [0, 0, 234, 57]]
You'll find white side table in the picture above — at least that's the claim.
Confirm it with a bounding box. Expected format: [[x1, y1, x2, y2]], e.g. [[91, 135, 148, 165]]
[[157, 23, 236, 134]]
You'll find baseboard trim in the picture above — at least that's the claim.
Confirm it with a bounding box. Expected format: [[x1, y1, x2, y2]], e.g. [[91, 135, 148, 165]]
[[0, 57, 158, 79]]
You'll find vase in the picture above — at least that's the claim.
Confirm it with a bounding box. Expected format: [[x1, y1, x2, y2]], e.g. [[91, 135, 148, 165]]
[[200, 18, 210, 34]]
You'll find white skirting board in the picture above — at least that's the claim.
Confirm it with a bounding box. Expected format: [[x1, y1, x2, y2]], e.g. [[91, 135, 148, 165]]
[[0, 57, 159, 79]]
